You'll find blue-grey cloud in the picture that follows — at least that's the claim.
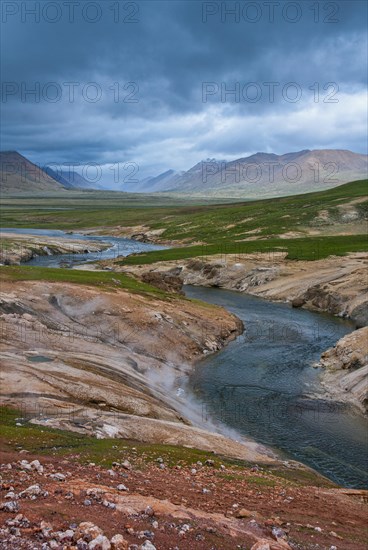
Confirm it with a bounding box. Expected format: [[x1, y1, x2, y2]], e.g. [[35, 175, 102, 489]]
[[1, 0, 367, 182]]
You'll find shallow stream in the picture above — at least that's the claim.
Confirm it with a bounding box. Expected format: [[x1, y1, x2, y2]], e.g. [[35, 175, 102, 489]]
[[185, 285, 368, 489], [2, 228, 367, 487]]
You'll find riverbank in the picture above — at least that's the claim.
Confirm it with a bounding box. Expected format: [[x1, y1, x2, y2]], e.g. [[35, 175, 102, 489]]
[[5, 268, 366, 548], [112, 251, 368, 414], [116, 252, 367, 324], [0, 241, 367, 546], [0, 232, 110, 265], [0, 267, 285, 464], [318, 327, 368, 414]]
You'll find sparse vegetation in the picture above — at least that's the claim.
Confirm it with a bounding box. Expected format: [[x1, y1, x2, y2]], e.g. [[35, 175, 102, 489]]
[[1, 180, 367, 264], [119, 234, 367, 264], [0, 265, 171, 299], [0, 406, 333, 487]]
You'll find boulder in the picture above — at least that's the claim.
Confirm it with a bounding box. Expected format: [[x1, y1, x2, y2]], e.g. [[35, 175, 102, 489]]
[[88, 535, 111, 549], [74, 522, 103, 542], [0, 501, 19, 512], [110, 534, 128, 550], [19, 484, 42, 497]]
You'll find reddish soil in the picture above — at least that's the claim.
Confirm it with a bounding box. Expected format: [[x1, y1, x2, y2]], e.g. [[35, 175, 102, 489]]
[[0, 449, 367, 550]]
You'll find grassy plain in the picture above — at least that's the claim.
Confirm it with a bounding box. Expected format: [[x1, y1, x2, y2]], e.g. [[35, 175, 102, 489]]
[[1, 179, 367, 262]]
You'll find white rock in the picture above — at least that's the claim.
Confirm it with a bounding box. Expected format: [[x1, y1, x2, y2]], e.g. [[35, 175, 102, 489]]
[[20, 460, 31, 471], [50, 473, 66, 481], [110, 534, 128, 549], [140, 542, 156, 550], [0, 501, 19, 512], [57, 529, 74, 542], [102, 500, 116, 509], [88, 534, 111, 549], [100, 424, 119, 438], [30, 460, 44, 474], [74, 522, 103, 542], [19, 484, 42, 497]]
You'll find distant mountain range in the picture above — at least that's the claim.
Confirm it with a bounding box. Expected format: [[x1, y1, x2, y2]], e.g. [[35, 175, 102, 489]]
[[126, 149, 368, 198], [43, 165, 103, 190], [1, 149, 367, 197], [0, 151, 66, 193], [0, 151, 102, 193]]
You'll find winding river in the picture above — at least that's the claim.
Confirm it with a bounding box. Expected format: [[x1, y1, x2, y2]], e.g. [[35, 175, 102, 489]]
[[2, 228, 367, 488], [1, 227, 167, 266], [185, 285, 368, 489]]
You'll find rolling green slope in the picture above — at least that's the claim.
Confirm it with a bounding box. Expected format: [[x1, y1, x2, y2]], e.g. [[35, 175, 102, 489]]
[[1, 179, 367, 262], [134, 179, 368, 245]]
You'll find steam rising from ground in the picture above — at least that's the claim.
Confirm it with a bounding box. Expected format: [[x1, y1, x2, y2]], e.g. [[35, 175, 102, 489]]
[[144, 357, 250, 445]]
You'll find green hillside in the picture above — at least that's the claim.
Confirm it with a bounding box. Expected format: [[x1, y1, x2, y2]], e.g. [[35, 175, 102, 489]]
[[1, 179, 367, 262]]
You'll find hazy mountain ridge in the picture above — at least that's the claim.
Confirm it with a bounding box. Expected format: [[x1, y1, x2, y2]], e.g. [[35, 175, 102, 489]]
[[1, 149, 367, 197], [0, 152, 103, 193], [125, 169, 181, 192], [134, 149, 368, 197], [0, 151, 66, 193], [44, 166, 104, 190]]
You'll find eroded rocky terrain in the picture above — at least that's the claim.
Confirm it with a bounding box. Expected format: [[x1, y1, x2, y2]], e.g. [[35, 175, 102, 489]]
[[112, 252, 368, 413], [118, 253, 367, 325], [0, 236, 367, 548], [0, 277, 278, 462], [1, 446, 367, 550], [0, 233, 109, 265], [319, 327, 368, 413]]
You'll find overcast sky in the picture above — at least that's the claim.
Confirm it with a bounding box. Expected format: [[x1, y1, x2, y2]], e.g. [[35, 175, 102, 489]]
[[1, 0, 367, 186]]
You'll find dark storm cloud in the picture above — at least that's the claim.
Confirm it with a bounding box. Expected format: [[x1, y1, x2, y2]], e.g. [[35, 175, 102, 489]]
[[1, 0, 367, 180]]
